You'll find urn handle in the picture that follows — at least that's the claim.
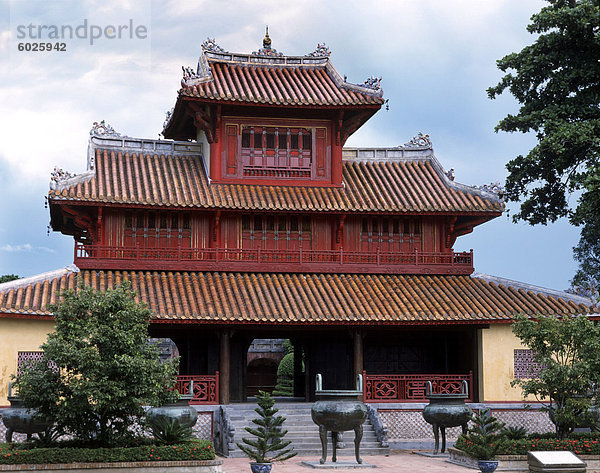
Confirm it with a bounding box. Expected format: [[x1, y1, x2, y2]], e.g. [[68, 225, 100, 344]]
[[426, 380, 433, 396], [316, 373, 323, 391], [355, 373, 363, 392]]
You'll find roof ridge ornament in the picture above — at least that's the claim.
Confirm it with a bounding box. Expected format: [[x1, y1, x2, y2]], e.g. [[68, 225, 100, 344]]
[[252, 26, 284, 57], [307, 43, 331, 57], [405, 132, 432, 148], [163, 107, 174, 131], [90, 120, 121, 137], [50, 166, 75, 190], [182, 66, 199, 81], [201, 37, 226, 53], [476, 182, 505, 199], [362, 75, 382, 91], [263, 25, 271, 49]]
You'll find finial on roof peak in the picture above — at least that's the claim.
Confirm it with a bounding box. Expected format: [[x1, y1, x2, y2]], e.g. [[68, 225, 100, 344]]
[[263, 26, 271, 49], [253, 26, 283, 57]]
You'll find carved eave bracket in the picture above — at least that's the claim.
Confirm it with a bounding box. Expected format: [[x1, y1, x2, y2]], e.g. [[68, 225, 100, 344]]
[[58, 205, 96, 243], [190, 104, 220, 143]]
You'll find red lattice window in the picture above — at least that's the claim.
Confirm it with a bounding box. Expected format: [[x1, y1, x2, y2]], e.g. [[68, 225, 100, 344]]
[[514, 349, 543, 379], [240, 126, 313, 178]]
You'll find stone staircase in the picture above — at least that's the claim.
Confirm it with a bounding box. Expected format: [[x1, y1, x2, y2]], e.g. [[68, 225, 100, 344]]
[[223, 402, 390, 458]]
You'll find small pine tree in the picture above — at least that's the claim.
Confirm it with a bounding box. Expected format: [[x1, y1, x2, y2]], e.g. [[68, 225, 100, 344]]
[[236, 391, 296, 463], [462, 408, 506, 460]]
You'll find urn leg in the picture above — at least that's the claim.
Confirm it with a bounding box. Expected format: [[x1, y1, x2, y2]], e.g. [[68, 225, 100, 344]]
[[432, 424, 439, 455], [461, 423, 468, 435], [6, 428, 13, 444], [319, 425, 327, 464], [354, 425, 363, 464], [440, 427, 447, 453], [332, 432, 337, 462]]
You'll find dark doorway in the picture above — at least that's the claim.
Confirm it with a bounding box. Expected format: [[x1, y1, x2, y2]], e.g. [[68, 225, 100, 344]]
[[246, 338, 286, 397], [247, 358, 278, 396]]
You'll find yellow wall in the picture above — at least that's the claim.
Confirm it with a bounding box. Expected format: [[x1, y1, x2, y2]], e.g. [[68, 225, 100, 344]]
[[0, 318, 55, 405], [478, 324, 536, 402]]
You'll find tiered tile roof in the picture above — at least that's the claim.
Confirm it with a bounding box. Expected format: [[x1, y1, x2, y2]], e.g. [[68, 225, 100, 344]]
[[1, 267, 596, 323], [48, 140, 503, 214], [176, 39, 384, 108]]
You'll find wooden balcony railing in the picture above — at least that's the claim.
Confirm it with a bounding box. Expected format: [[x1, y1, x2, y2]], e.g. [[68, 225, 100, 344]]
[[74, 243, 474, 275], [363, 371, 473, 402], [175, 373, 219, 405]]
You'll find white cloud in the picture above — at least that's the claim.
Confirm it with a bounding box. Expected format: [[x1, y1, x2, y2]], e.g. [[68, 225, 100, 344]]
[[0, 29, 10, 52], [1, 244, 56, 254]]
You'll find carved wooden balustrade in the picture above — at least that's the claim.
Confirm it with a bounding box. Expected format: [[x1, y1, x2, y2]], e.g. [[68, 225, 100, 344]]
[[175, 374, 219, 405], [363, 371, 473, 402], [74, 243, 473, 275]]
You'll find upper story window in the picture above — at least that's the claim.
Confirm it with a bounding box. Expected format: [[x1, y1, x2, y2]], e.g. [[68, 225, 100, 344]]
[[241, 126, 312, 178], [223, 119, 329, 182]]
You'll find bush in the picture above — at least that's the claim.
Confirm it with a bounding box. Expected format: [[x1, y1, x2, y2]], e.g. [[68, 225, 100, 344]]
[[13, 282, 179, 447], [501, 425, 528, 440], [149, 417, 193, 445], [0, 440, 215, 464], [455, 431, 600, 456], [273, 352, 304, 396]]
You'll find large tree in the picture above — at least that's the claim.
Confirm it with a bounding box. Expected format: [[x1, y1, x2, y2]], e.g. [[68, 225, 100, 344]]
[[488, 0, 600, 287], [13, 282, 178, 446], [512, 314, 600, 438]]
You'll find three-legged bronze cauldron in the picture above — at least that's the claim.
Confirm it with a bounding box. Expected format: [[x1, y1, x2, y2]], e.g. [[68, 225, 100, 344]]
[[2, 384, 51, 443], [422, 380, 472, 454], [310, 374, 367, 464]]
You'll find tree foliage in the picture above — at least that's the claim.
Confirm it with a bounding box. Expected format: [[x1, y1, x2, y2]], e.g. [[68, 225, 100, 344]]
[[0, 274, 19, 283], [488, 0, 600, 227], [236, 391, 296, 463], [13, 282, 179, 446], [511, 314, 600, 438], [458, 409, 506, 460]]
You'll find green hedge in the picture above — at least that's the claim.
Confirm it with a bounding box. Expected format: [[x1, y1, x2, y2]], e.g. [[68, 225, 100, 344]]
[[0, 440, 215, 464], [455, 434, 600, 456]]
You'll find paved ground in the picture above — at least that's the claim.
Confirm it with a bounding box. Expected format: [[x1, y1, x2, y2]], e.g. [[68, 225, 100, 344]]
[[220, 451, 470, 472]]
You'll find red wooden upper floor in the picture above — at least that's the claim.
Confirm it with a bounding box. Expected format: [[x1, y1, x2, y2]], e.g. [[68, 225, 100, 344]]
[[162, 37, 384, 186], [73, 209, 475, 275], [48, 132, 503, 275]]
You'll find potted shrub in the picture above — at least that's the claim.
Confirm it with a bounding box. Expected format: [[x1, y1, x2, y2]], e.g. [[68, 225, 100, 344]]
[[460, 408, 506, 473], [236, 390, 296, 473]]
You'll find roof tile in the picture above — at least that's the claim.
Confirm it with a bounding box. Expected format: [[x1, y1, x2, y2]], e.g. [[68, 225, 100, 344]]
[[49, 149, 503, 214]]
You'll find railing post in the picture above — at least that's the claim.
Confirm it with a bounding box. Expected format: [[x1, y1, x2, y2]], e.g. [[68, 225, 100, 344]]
[[376, 248, 380, 265], [415, 249, 418, 266], [215, 371, 220, 404], [258, 246, 261, 262], [299, 246, 303, 264], [340, 247, 343, 264]]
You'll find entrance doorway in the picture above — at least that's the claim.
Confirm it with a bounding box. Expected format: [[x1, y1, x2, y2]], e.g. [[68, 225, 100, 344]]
[[246, 339, 286, 396]]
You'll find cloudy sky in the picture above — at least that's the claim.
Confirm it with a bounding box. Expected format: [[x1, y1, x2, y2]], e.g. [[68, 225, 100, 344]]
[[0, 0, 580, 291]]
